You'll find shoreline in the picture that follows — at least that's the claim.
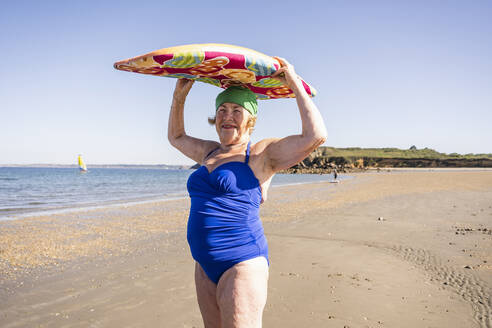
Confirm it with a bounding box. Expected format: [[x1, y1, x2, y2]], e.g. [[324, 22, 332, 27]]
[[4, 166, 492, 222], [368, 167, 492, 171], [0, 174, 350, 222], [1, 171, 491, 327], [0, 194, 190, 223], [283, 166, 492, 174]]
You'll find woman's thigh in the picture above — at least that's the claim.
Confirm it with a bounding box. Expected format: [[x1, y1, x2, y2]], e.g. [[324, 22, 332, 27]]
[[195, 262, 221, 328], [216, 257, 269, 328]]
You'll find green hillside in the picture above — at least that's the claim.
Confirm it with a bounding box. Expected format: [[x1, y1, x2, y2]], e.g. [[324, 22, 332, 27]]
[[317, 146, 492, 160]]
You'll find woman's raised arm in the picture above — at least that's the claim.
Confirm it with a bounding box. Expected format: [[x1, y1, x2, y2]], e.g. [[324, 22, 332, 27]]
[[168, 79, 218, 163], [264, 57, 328, 172]]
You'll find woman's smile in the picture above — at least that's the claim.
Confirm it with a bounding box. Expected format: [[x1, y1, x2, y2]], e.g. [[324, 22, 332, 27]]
[[221, 123, 237, 131]]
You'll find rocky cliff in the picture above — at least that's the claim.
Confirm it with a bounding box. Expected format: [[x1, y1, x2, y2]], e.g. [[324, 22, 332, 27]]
[[282, 149, 492, 174]]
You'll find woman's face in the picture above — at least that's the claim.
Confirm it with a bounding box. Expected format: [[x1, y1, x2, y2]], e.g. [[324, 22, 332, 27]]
[[215, 102, 252, 145]]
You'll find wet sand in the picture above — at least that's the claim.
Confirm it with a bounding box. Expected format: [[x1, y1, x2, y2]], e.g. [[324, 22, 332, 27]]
[[1, 171, 491, 327]]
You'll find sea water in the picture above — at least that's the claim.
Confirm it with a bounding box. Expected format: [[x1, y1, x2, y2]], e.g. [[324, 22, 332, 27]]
[[0, 167, 344, 220]]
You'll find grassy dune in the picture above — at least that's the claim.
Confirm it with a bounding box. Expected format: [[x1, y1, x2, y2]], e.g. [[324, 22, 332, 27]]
[[284, 146, 492, 172], [317, 146, 492, 160]]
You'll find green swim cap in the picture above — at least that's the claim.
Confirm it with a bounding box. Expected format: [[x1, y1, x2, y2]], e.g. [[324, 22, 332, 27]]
[[215, 86, 258, 117]]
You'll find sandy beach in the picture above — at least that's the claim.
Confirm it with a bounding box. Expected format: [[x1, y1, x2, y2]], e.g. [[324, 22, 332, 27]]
[[1, 170, 491, 328]]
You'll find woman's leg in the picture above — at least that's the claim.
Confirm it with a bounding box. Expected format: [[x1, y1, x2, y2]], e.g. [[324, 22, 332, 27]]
[[216, 257, 269, 328], [194, 262, 221, 328]]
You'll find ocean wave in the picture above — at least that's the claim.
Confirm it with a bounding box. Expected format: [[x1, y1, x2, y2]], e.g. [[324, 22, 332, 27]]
[[0, 177, 18, 181]]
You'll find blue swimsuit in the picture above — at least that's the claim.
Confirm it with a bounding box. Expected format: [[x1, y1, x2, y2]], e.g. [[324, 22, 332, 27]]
[[186, 142, 269, 284]]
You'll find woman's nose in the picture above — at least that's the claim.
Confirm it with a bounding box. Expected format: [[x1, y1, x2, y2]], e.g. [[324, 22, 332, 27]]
[[222, 111, 233, 119]]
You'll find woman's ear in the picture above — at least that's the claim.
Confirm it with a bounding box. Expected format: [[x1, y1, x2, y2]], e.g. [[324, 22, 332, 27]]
[[247, 116, 257, 135]]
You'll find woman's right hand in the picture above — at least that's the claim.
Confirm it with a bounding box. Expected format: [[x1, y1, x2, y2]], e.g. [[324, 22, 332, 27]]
[[173, 78, 195, 101]]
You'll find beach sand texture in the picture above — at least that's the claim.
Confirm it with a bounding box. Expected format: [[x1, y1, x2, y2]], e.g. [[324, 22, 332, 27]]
[[1, 171, 491, 327]]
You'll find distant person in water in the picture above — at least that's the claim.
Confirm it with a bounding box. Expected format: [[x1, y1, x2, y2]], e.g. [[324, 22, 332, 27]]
[[168, 57, 327, 327], [333, 168, 338, 180]]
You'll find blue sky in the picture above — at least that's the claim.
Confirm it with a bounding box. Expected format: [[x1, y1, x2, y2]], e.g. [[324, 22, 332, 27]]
[[1, 0, 491, 165]]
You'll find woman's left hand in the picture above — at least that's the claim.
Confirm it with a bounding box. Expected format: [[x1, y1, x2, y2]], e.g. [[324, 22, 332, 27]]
[[271, 57, 303, 91]]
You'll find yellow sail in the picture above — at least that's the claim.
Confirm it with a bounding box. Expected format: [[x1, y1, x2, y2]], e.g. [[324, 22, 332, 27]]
[[78, 155, 88, 171]]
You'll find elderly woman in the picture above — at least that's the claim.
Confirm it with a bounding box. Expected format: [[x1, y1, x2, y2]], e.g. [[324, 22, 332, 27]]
[[168, 57, 327, 328]]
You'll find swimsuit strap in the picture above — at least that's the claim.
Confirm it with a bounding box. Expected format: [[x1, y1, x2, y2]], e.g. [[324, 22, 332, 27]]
[[204, 147, 219, 161], [245, 141, 251, 164]]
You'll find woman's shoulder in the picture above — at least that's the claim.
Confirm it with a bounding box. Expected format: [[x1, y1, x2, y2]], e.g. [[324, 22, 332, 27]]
[[251, 138, 281, 154], [204, 140, 221, 151], [201, 141, 221, 161]]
